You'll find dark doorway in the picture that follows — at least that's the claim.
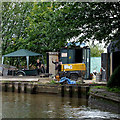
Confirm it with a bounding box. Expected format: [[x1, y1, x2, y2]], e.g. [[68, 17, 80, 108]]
[[75, 49, 82, 63], [113, 51, 120, 72]]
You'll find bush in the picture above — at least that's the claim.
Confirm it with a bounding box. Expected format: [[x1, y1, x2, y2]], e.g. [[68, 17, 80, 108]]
[[107, 87, 120, 93], [107, 65, 120, 88]]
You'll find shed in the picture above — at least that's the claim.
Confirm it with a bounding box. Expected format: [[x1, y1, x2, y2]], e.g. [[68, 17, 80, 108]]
[[107, 40, 120, 80], [90, 57, 101, 73]]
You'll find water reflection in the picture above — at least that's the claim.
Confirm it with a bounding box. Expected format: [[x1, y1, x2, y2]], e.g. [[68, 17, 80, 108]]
[[2, 92, 120, 119]]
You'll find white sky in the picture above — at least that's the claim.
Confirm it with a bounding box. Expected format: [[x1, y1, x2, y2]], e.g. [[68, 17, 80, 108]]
[[68, 36, 108, 53]]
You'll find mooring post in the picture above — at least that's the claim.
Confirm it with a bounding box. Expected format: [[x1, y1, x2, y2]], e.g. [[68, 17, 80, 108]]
[[69, 85, 73, 98], [86, 86, 90, 99], [61, 85, 64, 97], [78, 86, 81, 98], [32, 84, 37, 94], [12, 82, 15, 92], [30, 84, 35, 94], [24, 83, 27, 93], [4, 83, 8, 92], [0, 83, 1, 92], [18, 83, 21, 93], [30, 84, 33, 94]]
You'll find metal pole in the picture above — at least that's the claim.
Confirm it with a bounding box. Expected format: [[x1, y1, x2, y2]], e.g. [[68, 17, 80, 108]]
[[2, 56, 4, 64], [26, 56, 29, 70], [41, 55, 46, 73]]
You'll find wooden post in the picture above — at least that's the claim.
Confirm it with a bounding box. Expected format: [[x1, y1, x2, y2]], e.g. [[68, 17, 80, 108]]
[[69, 85, 73, 98], [86, 86, 90, 99], [5, 83, 8, 92], [24, 83, 27, 93], [18, 83, 21, 93], [61, 85, 64, 97], [12, 82, 15, 92], [31, 84, 37, 94], [78, 86, 81, 98]]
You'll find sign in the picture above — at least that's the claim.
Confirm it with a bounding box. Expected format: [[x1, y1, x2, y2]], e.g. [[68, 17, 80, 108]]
[[64, 65, 72, 69], [61, 53, 67, 57], [69, 56, 71, 59]]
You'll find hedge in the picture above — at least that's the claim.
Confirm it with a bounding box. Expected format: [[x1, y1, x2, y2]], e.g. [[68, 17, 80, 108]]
[[107, 65, 120, 88]]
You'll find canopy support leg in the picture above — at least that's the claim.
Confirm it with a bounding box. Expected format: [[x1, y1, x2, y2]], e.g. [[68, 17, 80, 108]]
[[2, 56, 4, 64], [26, 56, 29, 70]]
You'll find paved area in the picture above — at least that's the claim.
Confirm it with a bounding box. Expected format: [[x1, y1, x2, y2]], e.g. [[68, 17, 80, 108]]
[[83, 79, 106, 85], [90, 88, 120, 102], [0, 76, 46, 82], [0, 76, 107, 85]]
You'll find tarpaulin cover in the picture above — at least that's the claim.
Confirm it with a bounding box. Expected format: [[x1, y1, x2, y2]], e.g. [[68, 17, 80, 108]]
[[107, 40, 120, 53], [59, 77, 76, 84], [90, 57, 101, 73]]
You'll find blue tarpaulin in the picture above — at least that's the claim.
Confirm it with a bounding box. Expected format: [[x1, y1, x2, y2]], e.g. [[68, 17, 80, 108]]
[[59, 77, 76, 84]]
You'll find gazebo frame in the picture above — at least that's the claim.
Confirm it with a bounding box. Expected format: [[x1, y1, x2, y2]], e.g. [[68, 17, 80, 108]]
[[2, 49, 43, 70]]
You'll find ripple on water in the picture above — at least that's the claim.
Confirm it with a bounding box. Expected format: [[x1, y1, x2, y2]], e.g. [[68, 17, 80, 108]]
[[1, 92, 120, 119], [63, 106, 120, 119]]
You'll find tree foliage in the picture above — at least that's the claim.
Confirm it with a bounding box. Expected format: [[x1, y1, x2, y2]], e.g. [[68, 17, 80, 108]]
[[107, 65, 120, 88], [23, 2, 68, 54], [89, 44, 104, 57], [2, 2, 33, 55], [2, 2, 120, 57], [57, 2, 120, 45]]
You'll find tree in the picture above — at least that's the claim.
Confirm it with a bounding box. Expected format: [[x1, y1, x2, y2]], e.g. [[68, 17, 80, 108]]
[[22, 2, 68, 54], [89, 44, 104, 57], [2, 2, 120, 56], [2, 2, 33, 55], [107, 65, 120, 88], [58, 3, 120, 46]]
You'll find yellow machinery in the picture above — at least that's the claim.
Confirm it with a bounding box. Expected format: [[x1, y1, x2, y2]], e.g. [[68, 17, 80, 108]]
[[59, 63, 86, 80], [61, 63, 86, 71]]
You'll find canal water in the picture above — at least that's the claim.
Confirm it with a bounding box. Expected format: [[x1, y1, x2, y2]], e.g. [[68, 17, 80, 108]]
[[1, 92, 120, 119]]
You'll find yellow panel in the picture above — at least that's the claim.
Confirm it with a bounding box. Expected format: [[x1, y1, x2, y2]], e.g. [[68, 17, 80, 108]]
[[61, 63, 86, 71]]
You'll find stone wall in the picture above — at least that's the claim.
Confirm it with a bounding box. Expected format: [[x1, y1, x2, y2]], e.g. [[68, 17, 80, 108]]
[[89, 88, 120, 114]]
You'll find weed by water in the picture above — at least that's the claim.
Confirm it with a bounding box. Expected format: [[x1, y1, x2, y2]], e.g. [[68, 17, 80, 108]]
[[107, 87, 120, 93], [50, 80, 60, 85], [93, 86, 107, 89], [91, 86, 120, 93]]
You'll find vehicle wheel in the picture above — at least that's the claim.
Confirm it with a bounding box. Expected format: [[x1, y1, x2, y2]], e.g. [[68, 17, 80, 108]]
[[16, 72, 24, 76], [70, 74, 78, 80]]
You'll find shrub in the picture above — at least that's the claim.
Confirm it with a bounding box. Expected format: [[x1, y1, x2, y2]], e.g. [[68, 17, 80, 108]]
[[107, 87, 120, 93], [50, 80, 59, 84], [107, 65, 120, 88]]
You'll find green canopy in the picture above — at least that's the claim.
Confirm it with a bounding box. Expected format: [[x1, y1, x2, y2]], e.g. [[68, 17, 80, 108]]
[[2, 49, 43, 69], [3, 49, 42, 57]]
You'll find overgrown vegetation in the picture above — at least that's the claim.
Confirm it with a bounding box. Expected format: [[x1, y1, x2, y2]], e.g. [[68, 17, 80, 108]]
[[49, 80, 59, 85], [93, 86, 106, 89], [99, 65, 120, 93], [107, 87, 120, 93], [92, 86, 120, 93], [76, 81, 82, 84], [89, 44, 104, 57], [107, 65, 120, 88]]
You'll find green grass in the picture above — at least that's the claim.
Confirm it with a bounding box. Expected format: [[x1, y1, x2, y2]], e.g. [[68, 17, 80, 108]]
[[93, 86, 107, 89], [92, 86, 120, 93], [76, 81, 82, 84], [49, 80, 60, 85], [107, 87, 120, 93]]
